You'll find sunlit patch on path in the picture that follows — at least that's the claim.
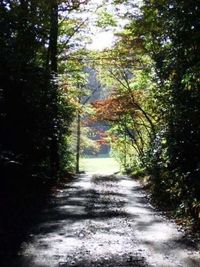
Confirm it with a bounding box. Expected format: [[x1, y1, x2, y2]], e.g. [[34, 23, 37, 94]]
[[10, 167, 200, 267]]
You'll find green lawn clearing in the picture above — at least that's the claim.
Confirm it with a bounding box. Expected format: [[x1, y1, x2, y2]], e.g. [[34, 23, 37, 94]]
[[80, 157, 120, 175]]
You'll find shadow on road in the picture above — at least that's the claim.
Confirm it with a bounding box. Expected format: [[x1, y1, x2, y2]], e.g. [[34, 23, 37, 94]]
[[1, 173, 199, 267]]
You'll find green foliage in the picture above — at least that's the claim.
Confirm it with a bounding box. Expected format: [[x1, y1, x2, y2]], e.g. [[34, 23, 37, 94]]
[[123, 0, 200, 218], [88, 0, 200, 220], [1, 0, 200, 224], [0, 0, 88, 185], [96, 9, 117, 28]]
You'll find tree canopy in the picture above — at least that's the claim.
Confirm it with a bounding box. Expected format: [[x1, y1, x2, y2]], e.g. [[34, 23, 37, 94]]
[[0, 0, 200, 228]]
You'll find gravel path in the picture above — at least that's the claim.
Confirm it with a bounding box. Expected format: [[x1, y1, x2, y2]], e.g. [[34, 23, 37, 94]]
[[11, 173, 200, 267]]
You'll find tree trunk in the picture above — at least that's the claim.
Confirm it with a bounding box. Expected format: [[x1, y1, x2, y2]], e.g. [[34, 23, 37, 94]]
[[76, 108, 81, 174], [48, 0, 59, 178]]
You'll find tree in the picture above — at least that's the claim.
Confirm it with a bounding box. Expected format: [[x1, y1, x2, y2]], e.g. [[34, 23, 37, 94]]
[[88, 31, 156, 170], [113, 0, 200, 216], [0, 0, 91, 209]]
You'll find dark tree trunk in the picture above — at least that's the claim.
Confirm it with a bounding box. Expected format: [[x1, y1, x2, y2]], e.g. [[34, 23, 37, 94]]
[[48, 1, 59, 178], [49, 1, 58, 73]]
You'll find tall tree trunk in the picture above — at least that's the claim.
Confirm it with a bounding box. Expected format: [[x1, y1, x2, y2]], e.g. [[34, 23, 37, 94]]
[[49, 1, 58, 73], [48, 0, 59, 178], [76, 107, 81, 174]]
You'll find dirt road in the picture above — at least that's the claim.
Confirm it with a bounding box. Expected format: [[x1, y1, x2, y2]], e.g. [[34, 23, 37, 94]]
[[11, 173, 200, 267]]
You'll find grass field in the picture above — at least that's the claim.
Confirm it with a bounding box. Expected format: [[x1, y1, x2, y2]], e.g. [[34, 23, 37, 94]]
[[80, 157, 120, 175]]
